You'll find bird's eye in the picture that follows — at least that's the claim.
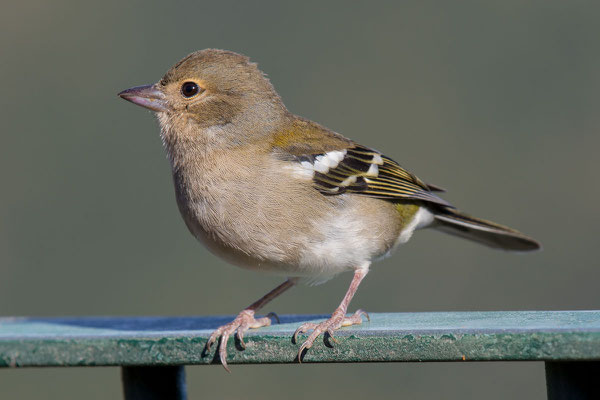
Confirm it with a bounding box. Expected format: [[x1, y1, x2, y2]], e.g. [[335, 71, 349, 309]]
[[181, 81, 201, 98]]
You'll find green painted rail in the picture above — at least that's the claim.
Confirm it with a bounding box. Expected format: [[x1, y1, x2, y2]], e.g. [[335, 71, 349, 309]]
[[1, 311, 600, 399]]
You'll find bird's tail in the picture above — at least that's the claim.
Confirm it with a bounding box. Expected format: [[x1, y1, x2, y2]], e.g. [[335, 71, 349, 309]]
[[431, 207, 541, 251]]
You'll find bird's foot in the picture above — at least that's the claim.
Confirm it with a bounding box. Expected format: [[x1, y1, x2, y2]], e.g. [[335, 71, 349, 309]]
[[293, 309, 369, 362], [205, 309, 278, 372]]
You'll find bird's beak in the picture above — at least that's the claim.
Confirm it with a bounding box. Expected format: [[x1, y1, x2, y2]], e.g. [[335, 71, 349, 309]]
[[118, 84, 168, 112]]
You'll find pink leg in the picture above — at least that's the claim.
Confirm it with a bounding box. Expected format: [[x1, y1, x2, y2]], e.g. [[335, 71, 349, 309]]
[[293, 268, 370, 361], [206, 278, 296, 372]]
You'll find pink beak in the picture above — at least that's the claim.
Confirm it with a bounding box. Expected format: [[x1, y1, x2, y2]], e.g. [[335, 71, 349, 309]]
[[118, 85, 168, 112]]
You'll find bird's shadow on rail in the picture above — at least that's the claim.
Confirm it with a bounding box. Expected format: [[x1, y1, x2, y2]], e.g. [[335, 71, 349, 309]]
[[16, 314, 328, 333]]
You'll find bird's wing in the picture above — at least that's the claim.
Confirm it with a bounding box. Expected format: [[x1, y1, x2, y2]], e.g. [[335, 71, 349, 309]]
[[271, 118, 452, 207]]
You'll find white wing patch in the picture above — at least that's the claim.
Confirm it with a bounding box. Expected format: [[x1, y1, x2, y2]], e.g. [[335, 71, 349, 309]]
[[372, 154, 384, 165], [366, 163, 379, 177], [287, 150, 348, 179], [313, 150, 346, 173]]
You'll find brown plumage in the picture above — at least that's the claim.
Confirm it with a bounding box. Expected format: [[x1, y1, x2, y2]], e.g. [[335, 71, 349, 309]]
[[119, 49, 540, 371]]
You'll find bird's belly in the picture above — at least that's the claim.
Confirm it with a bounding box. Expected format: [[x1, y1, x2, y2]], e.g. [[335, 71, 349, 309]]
[[189, 218, 381, 284], [190, 224, 295, 274], [184, 212, 360, 279], [295, 198, 412, 281], [178, 186, 419, 281]]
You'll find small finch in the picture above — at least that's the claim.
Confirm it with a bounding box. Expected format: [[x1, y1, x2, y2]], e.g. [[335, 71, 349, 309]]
[[119, 49, 540, 371]]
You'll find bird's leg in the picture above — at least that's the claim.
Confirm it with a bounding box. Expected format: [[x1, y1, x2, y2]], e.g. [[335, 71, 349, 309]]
[[293, 268, 370, 361], [205, 278, 296, 372]]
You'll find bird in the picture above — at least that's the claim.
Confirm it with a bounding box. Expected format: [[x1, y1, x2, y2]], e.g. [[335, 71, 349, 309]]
[[119, 49, 540, 371]]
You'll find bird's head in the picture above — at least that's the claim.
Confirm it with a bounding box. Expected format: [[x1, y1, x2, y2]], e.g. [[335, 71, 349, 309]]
[[119, 49, 286, 148]]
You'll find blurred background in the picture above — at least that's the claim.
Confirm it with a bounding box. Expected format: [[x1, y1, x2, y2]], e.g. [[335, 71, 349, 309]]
[[1, 0, 599, 398]]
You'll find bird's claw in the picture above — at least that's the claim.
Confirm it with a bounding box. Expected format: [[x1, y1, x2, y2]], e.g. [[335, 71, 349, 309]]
[[203, 310, 274, 372], [293, 309, 369, 362], [205, 328, 222, 353], [325, 328, 339, 347], [238, 311, 279, 349], [342, 309, 369, 326], [297, 341, 311, 363], [292, 322, 318, 344], [266, 311, 280, 324]]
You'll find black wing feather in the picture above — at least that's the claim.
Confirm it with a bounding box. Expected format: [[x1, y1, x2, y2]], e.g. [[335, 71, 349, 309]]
[[305, 144, 453, 208]]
